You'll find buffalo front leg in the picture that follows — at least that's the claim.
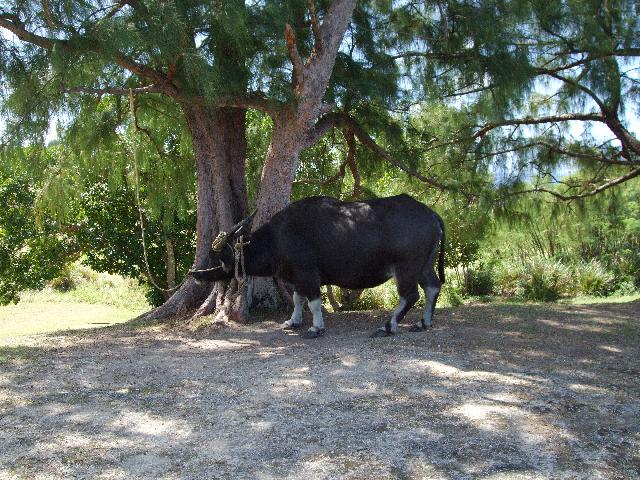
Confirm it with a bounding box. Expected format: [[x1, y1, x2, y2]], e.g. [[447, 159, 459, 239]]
[[282, 291, 304, 330], [293, 273, 325, 339]]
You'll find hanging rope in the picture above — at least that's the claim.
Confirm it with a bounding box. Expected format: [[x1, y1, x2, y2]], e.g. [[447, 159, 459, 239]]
[[233, 235, 251, 288], [128, 88, 186, 293]]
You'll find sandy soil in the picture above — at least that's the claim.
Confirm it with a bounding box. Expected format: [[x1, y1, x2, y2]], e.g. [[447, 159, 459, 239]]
[[1, 301, 639, 479]]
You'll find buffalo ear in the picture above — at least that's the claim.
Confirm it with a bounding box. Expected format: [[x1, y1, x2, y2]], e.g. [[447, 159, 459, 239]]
[[212, 232, 228, 251]]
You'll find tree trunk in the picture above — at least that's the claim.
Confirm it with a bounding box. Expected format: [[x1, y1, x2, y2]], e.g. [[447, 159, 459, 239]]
[[250, 0, 357, 310], [250, 111, 302, 311], [138, 104, 249, 321], [162, 236, 176, 301], [254, 111, 302, 227]]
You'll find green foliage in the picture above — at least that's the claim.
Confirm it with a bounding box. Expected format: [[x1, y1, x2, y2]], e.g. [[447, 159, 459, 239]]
[[490, 179, 640, 293], [74, 182, 196, 307], [1, 143, 196, 307], [520, 258, 571, 302], [349, 281, 401, 311], [441, 282, 465, 307], [492, 257, 568, 301], [0, 173, 76, 304], [485, 179, 640, 302]]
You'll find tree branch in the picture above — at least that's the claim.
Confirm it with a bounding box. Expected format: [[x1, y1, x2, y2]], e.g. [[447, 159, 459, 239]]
[[601, 114, 640, 158], [128, 88, 167, 158], [472, 113, 605, 140], [293, 158, 347, 186], [284, 23, 304, 91], [41, 0, 59, 29], [0, 14, 177, 97], [62, 84, 165, 96], [536, 140, 638, 165], [510, 166, 640, 201], [389, 50, 476, 61], [538, 69, 607, 111], [214, 92, 286, 116], [308, 0, 322, 52], [308, 112, 472, 198]]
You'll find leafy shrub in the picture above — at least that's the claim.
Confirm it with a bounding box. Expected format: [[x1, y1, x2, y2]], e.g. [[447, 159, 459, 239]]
[[575, 260, 614, 296], [0, 177, 75, 304], [50, 270, 75, 292], [522, 257, 575, 301], [612, 280, 638, 296], [493, 257, 576, 301], [464, 265, 495, 296], [350, 281, 399, 310], [441, 282, 464, 306], [493, 260, 525, 297]]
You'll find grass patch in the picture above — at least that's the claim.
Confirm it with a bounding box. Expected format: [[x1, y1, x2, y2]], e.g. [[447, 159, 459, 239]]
[[0, 263, 150, 339], [324, 279, 639, 311], [0, 302, 146, 339], [20, 263, 150, 310], [559, 293, 640, 305]]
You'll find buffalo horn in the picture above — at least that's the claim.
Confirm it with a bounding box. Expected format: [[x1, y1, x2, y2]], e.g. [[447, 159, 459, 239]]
[[212, 211, 256, 251], [228, 210, 256, 236]]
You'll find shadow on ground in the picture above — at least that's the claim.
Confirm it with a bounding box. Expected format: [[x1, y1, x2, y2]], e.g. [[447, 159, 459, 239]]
[[1, 301, 639, 479]]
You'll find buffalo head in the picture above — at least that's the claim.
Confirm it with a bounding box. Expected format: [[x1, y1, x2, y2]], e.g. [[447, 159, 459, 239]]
[[189, 211, 255, 283]]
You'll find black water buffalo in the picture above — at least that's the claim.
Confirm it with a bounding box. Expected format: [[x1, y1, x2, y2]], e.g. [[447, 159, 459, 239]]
[[190, 194, 445, 338]]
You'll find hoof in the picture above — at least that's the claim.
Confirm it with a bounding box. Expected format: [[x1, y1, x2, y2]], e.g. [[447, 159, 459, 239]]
[[370, 328, 393, 338], [282, 322, 301, 331], [303, 328, 325, 339], [408, 323, 431, 332]]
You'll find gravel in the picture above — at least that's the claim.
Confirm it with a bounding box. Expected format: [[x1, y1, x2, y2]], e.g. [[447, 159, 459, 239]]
[[1, 301, 639, 479]]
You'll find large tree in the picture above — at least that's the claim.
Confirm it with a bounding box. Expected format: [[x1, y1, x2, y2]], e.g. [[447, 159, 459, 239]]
[[0, 0, 360, 321]]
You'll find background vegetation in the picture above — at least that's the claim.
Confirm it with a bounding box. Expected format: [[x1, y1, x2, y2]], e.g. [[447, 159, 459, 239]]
[[2, 109, 638, 313]]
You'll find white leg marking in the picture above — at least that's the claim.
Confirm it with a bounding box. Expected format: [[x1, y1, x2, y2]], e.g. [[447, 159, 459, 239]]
[[422, 286, 440, 327], [308, 298, 324, 332], [282, 292, 304, 328], [388, 297, 407, 333]]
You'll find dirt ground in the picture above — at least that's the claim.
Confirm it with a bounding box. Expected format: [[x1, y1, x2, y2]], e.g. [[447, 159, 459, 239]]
[[1, 301, 639, 480]]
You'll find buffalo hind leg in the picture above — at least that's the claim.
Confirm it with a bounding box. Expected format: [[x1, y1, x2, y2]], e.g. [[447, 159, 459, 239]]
[[292, 278, 324, 338], [371, 285, 419, 337], [282, 291, 304, 330], [412, 269, 441, 332]]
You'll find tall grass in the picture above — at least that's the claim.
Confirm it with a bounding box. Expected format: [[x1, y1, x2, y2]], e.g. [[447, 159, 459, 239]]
[[20, 262, 150, 311], [482, 257, 628, 302]]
